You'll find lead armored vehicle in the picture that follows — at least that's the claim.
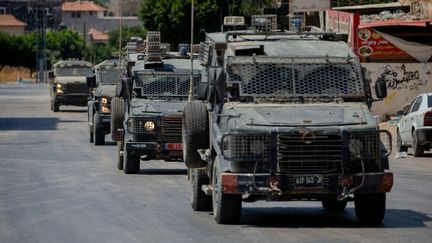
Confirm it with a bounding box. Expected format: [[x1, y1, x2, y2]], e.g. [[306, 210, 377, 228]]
[[111, 32, 201, 174], [87, 58, 120, 145], [183, 16, 393, 224], [50, 60, 92, 112]]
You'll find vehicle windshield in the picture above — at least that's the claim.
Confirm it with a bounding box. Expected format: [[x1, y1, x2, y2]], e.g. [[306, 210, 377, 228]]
[[227, 57, 364, 101], [134, 71, 201, 99], [56, 66, 92, 77], [99, 69, 119, 85]]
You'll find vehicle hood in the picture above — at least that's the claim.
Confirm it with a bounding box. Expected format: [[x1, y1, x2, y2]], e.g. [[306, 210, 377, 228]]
[[95, 85, 116, 98], [55, 76, 87, 84], [221, 103, 374, 128], [130, 100, 186, 116]]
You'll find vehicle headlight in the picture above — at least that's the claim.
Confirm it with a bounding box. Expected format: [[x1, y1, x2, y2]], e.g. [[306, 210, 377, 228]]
[[56, 83, 62, 89], [222, 134, 268, 161], [101, 97, 108, 104], [144, 121, 155, 132], [101, 106, 110, 113]]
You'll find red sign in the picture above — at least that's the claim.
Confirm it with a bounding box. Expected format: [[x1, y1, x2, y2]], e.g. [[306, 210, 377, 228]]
[[165, 143, 183, 151], [357, 28, 407, 59]]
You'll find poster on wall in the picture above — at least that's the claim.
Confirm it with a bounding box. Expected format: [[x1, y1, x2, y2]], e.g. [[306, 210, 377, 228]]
[[290, 0, 330, 12], [357, 28, 408, 59]]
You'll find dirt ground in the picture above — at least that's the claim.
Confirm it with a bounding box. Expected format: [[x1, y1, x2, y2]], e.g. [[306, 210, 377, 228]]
[[0, 66, 35, 83]]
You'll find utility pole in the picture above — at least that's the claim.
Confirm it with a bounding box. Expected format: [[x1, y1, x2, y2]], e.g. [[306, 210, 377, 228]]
[[188, 0, 195, 101], [35, 0, 47, 83]]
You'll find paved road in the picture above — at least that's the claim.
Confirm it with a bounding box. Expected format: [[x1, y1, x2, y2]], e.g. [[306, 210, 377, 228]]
[[0, 83, 431, 243]]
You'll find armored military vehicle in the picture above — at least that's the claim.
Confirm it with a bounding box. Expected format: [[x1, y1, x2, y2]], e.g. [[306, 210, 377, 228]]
[[183, 16, 393, 224], [87, 58, 120, 145], [50, 60, 92, 112], [111, 32, 202, 174]]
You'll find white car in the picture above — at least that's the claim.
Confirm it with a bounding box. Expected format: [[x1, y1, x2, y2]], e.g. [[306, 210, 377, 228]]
[[397, 93, 432, 156]]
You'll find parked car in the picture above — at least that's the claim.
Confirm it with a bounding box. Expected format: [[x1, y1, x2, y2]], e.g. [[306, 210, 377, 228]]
[[397, 93, 432, 156]]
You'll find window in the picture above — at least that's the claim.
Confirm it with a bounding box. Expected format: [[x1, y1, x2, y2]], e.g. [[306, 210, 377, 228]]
[[411, 96, 423, 113], [428, 95, 432, 108], [0, 7, 6, 14], [71, 11, 81, 18], [89, 11, 93, 16]]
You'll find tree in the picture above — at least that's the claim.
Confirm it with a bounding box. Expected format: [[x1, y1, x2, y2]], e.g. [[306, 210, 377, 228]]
[[108, 26, 147, 50]]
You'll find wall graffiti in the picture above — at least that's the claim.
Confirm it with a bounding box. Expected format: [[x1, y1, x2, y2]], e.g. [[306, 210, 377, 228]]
[[362, 62, 432, 115], [377, 64, 426, 91]]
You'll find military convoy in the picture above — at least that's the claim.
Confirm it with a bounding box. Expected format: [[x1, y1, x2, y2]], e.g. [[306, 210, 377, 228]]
[[49, 14, 394, 225], [110, 32, 202, 174], [50, 60, 92, 112], [87, 58, 120, 145], [182, 16, 393, 224]]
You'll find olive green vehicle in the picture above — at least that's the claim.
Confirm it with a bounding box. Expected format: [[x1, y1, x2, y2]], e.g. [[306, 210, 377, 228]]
[[87, 59, 120, 145], [50, 60, 92, 112], [183, 16, 393, 225]]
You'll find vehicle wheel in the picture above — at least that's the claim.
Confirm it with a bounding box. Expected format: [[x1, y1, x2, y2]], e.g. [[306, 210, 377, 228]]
[[89, 127, 94, 143], [93, 113, 105, 145], [123, 143, 140, 174], [396, 130, 407, 152], [117, 140, 124, 170], [354, 193, 386, 225], [182, 101, 209, 168], [53, 99, 60, 112], [111, 97, 124, 141], [322, 199, 347, 212], [191, 168, 212, 211], [412, 132, 424, 157], [212, 158, 241, 224]]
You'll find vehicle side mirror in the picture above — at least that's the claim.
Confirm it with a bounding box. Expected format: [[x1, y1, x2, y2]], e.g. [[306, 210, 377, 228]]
[[375, 78, 387, 99], [86, 75, 96, 88], [115, 81, 123, 97], [48, 71, 54, 79], [396, 110, 404, 116], [197, 82, 208, 100]]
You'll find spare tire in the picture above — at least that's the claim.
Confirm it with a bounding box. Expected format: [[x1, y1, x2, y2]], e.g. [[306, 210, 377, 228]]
[[183, 101, 209, 168], [111, 97, 125, 141]]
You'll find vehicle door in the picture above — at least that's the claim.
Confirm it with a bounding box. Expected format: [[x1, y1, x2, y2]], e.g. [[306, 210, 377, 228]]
[[401, 95, 423, 143], [399, 96, 418, 140]]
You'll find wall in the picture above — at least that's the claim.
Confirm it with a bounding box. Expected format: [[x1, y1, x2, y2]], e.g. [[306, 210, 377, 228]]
[[0, 26, 25, 36], [362, 62, 432, 115], [62, 11, 142, 37]]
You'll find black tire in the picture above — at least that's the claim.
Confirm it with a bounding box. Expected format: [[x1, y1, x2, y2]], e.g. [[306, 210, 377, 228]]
[[93, 113, 105, 145], [412, 132, 424, 157], [89, 127, 94, 143], [396, 130, 408, 152], [212, 159, 242, 224], [53, 99, 59, 112], [182, 101, 209, 168], [322, 199, 347, 212], [355, 193, 386, 225], [117, 140, 124, 170], [191, 169, 212, 211], [111, 97, 125, 141], [123, 143, 140, 174]]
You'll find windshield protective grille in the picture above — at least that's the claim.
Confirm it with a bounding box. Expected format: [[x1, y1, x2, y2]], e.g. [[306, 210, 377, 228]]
[[227, 57, 364, 98], [134, 71, 201, 97], [99, 69, 120, 84]]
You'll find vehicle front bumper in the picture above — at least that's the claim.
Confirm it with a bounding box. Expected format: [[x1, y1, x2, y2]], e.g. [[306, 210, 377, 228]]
[[125, 141, 183, 160], [415, 127, 432, 145], [54, 94, 88, 106], [220, 172, 393, 197]]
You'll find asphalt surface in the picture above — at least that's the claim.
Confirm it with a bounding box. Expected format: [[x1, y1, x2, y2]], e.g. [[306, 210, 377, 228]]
[[0, 83, 431, 243]]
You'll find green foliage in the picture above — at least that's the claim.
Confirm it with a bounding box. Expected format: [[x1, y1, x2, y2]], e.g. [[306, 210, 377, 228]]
[[140, 0, 219, 45], [83, 43, 113, 64], [108, 26, 147, 50]]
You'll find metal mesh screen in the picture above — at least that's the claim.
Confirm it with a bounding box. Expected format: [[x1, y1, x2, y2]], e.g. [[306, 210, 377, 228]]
[[348, 130, 392, 159], [222, 134, 269, 161], [227, 57, 364, 98], [134, 71, 201, 97]]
